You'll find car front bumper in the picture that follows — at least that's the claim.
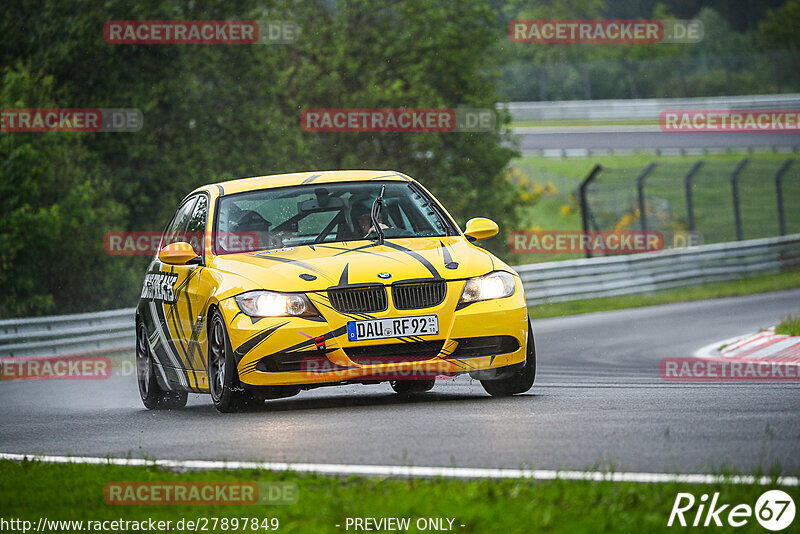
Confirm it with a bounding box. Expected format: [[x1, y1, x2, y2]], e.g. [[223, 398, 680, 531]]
[[220, 278, 529, 387]]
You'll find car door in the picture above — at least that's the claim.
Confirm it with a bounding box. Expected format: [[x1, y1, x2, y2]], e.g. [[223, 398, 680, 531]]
[[147, 196, 197, 390], [160, 194, 215, 391]]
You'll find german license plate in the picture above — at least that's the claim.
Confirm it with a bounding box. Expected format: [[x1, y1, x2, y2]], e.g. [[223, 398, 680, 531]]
[[347, 315, 439, 341]]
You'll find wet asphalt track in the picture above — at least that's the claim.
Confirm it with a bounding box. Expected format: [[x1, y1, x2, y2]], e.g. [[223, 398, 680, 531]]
[[1, 289, 799, 476]]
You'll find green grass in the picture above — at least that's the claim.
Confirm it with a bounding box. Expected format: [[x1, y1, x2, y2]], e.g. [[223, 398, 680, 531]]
[[775, 315, 800, 336], [528, 270, 800, 319], [1, 459, 796, 533]]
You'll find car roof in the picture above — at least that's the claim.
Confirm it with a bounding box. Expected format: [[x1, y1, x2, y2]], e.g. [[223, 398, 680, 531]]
[[194, 170, 413, 197]]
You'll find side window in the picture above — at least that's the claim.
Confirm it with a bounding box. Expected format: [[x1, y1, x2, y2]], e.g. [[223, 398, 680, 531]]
[[185, 195, 208, 255], [161, 197, 197, 250]]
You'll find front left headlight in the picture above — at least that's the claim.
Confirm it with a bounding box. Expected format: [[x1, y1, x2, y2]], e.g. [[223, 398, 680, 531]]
[[459, 271, 516, 304], [235, 290, 321, 318]]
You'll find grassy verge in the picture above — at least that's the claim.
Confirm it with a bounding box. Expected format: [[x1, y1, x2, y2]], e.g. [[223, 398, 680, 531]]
[[1, 460, 796, 533], [512, 152, 796, 184], [528, 270, 800, 319], [507, 152, 800, 265], [775, 315, 800, 336]]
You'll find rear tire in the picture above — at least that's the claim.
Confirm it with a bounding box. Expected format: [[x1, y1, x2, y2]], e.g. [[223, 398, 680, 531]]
[[208, 310, 261, 413], [480, 319, 536, 397], [390, 379, 435, 394], [136, 322, 188, 410]]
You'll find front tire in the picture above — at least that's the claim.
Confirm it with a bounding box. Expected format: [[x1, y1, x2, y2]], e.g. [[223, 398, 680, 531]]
[[480, 320, 536, 397], [208, 310, 261, 413], [136, 322, 188, 410]]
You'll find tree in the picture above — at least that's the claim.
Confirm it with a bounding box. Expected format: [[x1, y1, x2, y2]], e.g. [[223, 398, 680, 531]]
[[759, 0, 800, 50]]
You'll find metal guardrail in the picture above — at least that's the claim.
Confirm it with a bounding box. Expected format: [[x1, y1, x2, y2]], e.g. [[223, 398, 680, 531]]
[[0, 308, 135, 358], [502, 93, 800, 123], [517, 234, 800, 305], [1, 234, 798, 357]]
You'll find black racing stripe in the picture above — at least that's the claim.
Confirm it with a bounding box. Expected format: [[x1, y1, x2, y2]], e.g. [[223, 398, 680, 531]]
[[438, 240, 459, 270], [233, 321, 289, 363], [439, 240, 452, 264], [381, 242, 441, 279], [302, 173, 322, 184], [216, 184, 224, 196], [240, 325, 349, 372], [308, 296, 364, 321], [333, 243, 406, 262], [175, 269, 204, 376], [161, 266, 194, 386], [150, 298, 192, 388], [164, 270, 196, 369], [338, 263, 349, 286], [439, 340, 458, 357], [252, 254, 335, 282]]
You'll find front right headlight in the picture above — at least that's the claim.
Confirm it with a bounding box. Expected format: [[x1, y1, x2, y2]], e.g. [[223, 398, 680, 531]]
[[459, 271, 516, 304], [235, 290, 321, 318]]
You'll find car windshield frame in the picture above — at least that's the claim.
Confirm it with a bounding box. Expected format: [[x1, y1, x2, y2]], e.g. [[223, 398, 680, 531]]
[[211, 180, 458, 255]]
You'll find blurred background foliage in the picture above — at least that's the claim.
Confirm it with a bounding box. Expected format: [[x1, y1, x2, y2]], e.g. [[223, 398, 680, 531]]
[[1, 0, 798, 317]]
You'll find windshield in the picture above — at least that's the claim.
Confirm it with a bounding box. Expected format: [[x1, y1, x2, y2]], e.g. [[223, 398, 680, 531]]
[[213, 181, 451, 254]]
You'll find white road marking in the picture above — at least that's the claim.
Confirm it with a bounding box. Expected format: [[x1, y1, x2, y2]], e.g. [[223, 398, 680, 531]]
[[693, 334, 753, 360], [0, 453, 796, 486]]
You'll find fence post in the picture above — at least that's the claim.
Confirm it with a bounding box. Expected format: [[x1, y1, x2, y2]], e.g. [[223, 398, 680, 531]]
[[730, 159, 750, 241], [538, 67, 548, 101], [775, 159, 795, 236], [683, 161, 705, 233], [579, 164, 603, 258], [636, 162, 658, 231], [582, 64, 592, 100]]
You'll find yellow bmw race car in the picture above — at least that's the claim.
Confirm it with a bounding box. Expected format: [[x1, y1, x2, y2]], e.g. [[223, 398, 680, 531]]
[[135, 170, 535, 412]]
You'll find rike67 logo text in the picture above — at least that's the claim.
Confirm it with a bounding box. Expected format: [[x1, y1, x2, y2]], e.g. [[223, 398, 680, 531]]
[[668, 490, 795, 530]]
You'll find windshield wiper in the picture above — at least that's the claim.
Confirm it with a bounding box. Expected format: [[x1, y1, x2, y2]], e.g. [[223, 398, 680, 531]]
[[370, 185, 386, 246]]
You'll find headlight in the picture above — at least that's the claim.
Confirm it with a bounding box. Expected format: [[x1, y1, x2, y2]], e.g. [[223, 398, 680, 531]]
[[459, 271, 516, 304], [234, 291, 320, 318]]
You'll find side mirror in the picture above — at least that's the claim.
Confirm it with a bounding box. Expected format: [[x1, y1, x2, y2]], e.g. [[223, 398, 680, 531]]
[[464, 217, 499, 242], [158, 242, 200, 265]]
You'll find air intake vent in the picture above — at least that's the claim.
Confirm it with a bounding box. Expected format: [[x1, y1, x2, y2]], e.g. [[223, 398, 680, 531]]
[[450, 336, 520, 358], [345, 341, 445, 365], [392, 281, 446, 310], [328, 286, 387, 313]]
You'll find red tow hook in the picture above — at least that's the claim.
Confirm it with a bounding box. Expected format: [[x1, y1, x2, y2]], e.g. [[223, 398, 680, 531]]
[[314, 336, 326, 351]]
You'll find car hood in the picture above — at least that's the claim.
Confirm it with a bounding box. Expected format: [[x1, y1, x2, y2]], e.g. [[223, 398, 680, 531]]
[[210, 236, 502, 292]]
